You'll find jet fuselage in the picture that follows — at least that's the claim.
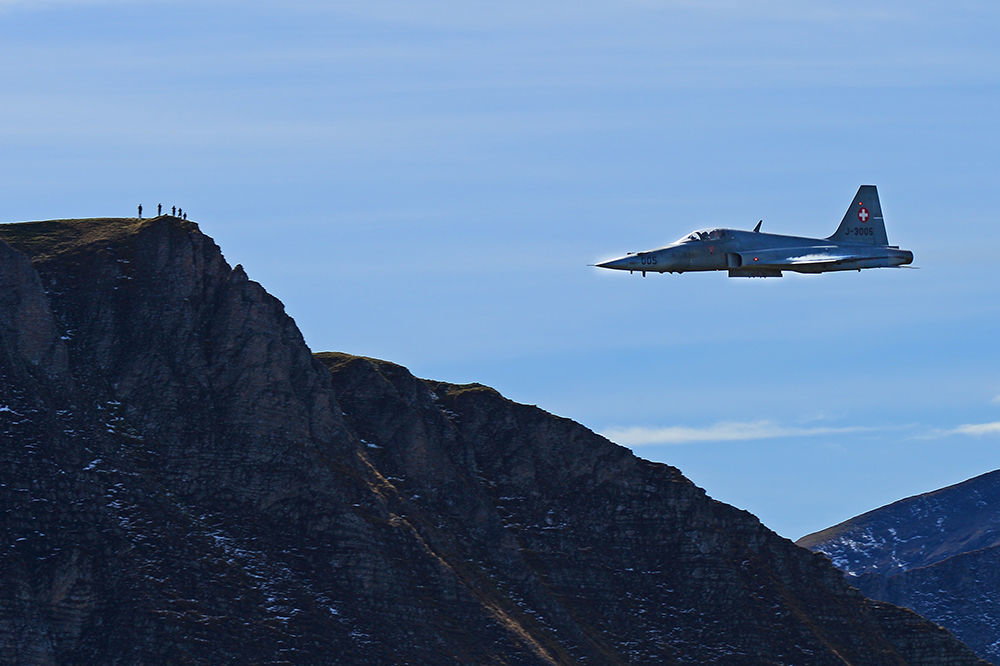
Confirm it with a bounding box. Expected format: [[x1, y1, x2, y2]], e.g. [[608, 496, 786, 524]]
[[597, 229, 913, 277]]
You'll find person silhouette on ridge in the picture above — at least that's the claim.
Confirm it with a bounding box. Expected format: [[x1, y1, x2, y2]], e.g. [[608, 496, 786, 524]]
[[172, 206, 176, 216], [158, 203, 162, 216], [137, 204, 142, 218]]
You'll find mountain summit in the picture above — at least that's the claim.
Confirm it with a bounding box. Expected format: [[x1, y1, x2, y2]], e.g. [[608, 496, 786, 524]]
[[0, 216, 985, 663]]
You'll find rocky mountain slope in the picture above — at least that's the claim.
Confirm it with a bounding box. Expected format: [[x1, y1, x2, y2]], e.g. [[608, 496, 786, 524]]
[[0, 216, 986, 664], [799, 471, 1000, 664]]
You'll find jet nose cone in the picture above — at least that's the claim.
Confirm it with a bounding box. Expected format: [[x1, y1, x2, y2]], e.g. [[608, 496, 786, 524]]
[[596, 256, 634, 270]]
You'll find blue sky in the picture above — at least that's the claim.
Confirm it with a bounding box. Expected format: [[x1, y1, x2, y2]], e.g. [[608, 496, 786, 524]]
[[2, 0, 999, 538]]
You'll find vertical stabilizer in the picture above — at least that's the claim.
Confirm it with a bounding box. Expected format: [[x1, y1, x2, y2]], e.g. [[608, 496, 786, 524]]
[[828, 185, 888, 245]]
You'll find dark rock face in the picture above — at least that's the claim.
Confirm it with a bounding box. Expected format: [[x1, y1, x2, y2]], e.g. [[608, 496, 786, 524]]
[[0, 217, 986, 664], [799, 471, 1000, 664]]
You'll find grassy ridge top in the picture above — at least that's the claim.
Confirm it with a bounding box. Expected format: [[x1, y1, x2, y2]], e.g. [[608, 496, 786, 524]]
[[314, 351, 499, 398], [0, 216, 196, 261]]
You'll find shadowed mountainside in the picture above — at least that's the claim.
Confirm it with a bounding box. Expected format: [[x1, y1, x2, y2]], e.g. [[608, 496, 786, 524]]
[[0, 216, 986, 664], [799, 471, 1000, 664]]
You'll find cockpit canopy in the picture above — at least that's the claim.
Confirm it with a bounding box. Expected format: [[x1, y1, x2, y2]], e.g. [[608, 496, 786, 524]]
[[677, 228, 727, 243]]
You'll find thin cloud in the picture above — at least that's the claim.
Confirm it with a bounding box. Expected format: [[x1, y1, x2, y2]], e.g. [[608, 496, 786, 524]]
[[0, 0, 103, 5], [0, 0, 180, 9], [948, 422, 1000, 437], [602, 420, 875, 446], [624, 0, 904, 22]]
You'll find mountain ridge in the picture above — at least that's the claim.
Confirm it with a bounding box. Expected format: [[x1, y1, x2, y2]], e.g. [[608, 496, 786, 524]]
[[0, 216, 986, 664], [798, 469, 1000, 575], [799, 470, 1000, 663]]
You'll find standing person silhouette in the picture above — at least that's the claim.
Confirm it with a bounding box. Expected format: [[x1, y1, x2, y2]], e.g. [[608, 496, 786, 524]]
[[172, 206, 176, 216], [178, 207, 183, 218], [183, 212, 187, 220], [138, 204, 143, 218], [158, 203, 162, 216]]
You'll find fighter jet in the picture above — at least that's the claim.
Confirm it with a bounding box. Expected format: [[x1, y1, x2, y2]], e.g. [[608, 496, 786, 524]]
[[596, 185, 913, 278]]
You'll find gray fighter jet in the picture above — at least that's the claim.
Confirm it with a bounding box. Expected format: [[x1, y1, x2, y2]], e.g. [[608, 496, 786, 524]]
[[596, 185, 913, 278]]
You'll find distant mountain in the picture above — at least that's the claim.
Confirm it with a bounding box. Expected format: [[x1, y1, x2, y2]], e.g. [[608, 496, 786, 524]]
[[0, 216, 985, 664], [799, 470, 1000, 664]]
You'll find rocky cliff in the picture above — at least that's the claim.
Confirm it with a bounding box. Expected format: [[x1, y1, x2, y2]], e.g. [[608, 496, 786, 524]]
[[0, 216, 986, 664], [799, 471, 1000, 664]]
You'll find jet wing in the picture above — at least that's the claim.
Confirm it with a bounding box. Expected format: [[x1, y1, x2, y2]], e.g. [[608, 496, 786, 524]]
[[786, 253, 854, 265], [736, 247, 857, 268]]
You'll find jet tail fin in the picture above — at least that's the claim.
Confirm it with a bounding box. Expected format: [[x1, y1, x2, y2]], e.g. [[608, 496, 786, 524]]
[[827, 185, 888, 245]]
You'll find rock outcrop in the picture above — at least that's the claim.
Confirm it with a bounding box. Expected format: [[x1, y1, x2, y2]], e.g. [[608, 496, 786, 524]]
[[0, 216, 986, 664], [799, 471, 1000, 664]]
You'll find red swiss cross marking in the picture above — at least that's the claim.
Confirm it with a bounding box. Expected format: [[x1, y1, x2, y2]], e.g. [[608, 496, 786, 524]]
[[857, 206, 870, 223]]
